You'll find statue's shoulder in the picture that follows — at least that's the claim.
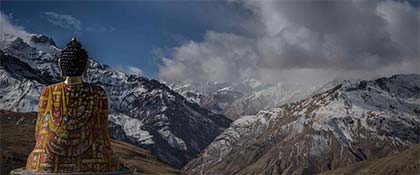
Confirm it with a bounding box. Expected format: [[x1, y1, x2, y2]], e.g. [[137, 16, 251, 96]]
[[48, 82, 63, 89], [90, 84, 108, 97], [40, 82, 63, 96]]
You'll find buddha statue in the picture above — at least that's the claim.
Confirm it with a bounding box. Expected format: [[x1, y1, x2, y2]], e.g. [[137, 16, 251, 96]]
[[20, 37, 126, 174]]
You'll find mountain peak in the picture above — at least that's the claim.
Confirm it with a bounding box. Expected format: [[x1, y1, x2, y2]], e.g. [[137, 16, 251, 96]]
[[29, 35, 56, 47]]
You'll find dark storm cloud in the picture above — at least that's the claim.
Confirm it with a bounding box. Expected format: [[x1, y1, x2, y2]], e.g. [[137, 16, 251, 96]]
[[251, 0, 416, 70], [159, 0, 419, 85]]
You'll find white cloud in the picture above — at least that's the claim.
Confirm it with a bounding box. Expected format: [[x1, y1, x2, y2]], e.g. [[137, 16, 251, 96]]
[[159, 0, 419, 86], [113, 64, 143, 76], [127, 66, 143, 76], [41, 12, 81, 31], [41, 11, 116, 33], [159, 31, 258, 83], [0, 12, 30, 38]]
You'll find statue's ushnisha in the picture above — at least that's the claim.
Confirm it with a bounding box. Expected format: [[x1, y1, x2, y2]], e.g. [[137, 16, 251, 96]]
[[24, 37, 121, 173]]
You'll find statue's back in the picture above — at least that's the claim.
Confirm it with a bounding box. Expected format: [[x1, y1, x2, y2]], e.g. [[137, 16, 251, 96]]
[[18, 37, 126, 174], [25, 82, 120, 173]]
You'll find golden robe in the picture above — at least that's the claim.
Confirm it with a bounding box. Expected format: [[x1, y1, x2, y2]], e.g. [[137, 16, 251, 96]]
[[25, 82, 119, 173]]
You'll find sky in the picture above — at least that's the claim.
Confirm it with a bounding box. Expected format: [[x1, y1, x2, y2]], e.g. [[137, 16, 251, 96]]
[[1, 1, 248, 77], [1, 0, 419, 86]]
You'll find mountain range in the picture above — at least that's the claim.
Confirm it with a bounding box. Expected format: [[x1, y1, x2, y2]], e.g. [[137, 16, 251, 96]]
[[184, 74, 420, 174], [166, 79, 340, 120], [0, 33, 231, 168], [1, 32, 419, 174]]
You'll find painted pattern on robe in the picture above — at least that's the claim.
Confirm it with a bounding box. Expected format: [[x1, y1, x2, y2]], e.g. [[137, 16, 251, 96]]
[[25, 82, 119, 173]]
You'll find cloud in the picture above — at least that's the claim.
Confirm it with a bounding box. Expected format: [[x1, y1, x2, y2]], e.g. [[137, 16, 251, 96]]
[[0, 12, 30, 38], [41, 11, 115, 33], [41, 12, 81, 31], [159, 0, 419, 86], [127, 66, 143, 76], [113, 65, 143, 76], [159, 32, 258, 83], [376, 0, 419, 58]]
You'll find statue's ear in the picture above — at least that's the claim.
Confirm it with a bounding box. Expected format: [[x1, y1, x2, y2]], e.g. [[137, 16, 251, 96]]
[[58, 58, 63, 77], [83, 59, 90, 81], [85, 59, 90, 70]]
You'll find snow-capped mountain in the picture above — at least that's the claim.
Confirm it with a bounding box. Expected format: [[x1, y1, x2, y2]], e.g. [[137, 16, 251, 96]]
[[184, 74, 420, 174], [167, 79, 336, 120], [0, 33, 231, 168]]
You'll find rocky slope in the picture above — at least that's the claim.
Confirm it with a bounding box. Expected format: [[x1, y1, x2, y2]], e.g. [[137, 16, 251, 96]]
[[184, 74, 420, 174], [321, 144, 420, 175], [0, 33, 231, 168], [0, 110, 182, 175]]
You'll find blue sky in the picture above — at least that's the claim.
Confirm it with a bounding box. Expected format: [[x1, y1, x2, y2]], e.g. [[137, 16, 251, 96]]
[[1, 1, 244, 77], [1, 1, 418, 85]]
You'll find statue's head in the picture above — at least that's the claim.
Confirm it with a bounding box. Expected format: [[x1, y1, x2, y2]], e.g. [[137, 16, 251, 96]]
[[58, 37, 89, 77]]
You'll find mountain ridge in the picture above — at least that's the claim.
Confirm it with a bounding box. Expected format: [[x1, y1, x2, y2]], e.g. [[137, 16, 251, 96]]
[[184, 73, 420, 174], [0, 33, 231, 168], [2, 32, 418, 173], [166, 79, 329, 120]]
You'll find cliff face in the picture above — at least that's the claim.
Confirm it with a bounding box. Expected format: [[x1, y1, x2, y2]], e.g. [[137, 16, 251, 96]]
[[184, 74, 420, 174], [0, 33, 231, 168]]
